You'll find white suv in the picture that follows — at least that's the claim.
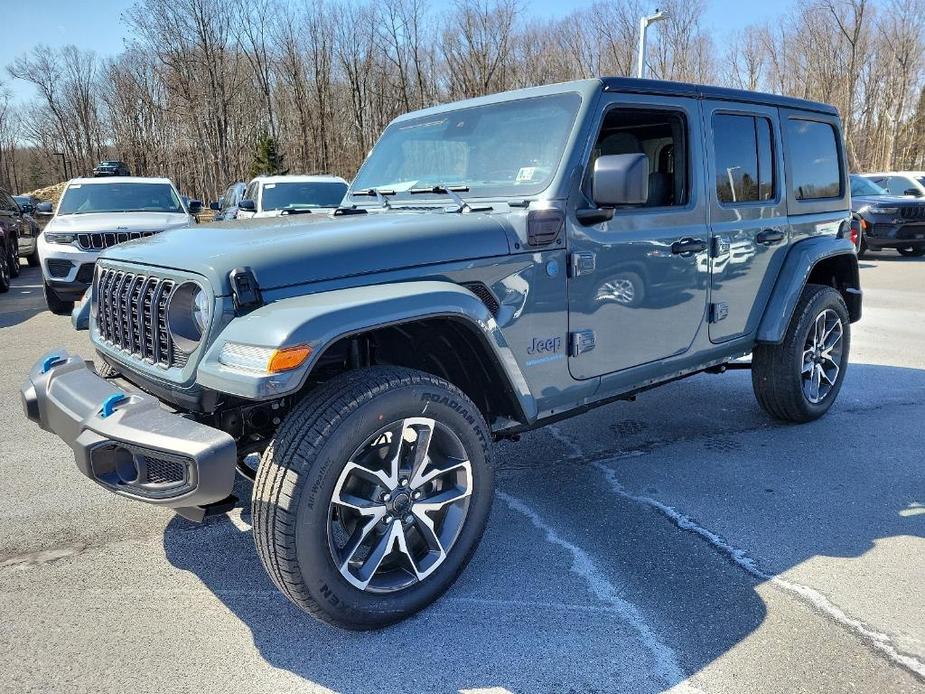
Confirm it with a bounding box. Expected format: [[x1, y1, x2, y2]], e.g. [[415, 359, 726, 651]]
[[236, 175, 348, 219], [39, 177, 198, 314]]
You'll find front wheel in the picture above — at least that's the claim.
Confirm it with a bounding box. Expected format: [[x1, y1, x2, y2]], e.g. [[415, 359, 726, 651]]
[[897, 247, 925, 257], [252, 366, 493, 629], [0, 242, 9, 293], [752, 284, 850, 423], [8, 237, 19, 278]]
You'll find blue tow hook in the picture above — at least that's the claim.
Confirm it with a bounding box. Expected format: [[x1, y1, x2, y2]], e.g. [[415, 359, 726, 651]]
[[99, 393, 128, 418], [41, 355, 66, 373]]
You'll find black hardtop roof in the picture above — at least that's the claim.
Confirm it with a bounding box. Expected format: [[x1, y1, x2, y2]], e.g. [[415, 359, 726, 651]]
[[601, 77, 839, 116]]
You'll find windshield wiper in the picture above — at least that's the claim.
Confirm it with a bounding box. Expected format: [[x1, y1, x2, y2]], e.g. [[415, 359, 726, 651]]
[[351, 188, 395, 209], [409, 185, 473, 213]]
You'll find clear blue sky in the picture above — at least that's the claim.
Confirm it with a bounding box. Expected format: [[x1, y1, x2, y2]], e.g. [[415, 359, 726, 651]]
[[1, 0, 784, 104]]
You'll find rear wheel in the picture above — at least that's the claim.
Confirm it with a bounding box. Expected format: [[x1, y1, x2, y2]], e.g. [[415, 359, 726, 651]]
[[27, 249, 39, 267], [897, 247, 925, 257], [752, 284, 850, 423], [43, 281, 74, 315], [252, 366, 493, 629]]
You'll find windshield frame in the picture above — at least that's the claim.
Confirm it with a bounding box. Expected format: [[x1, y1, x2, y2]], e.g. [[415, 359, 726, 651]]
[[56, 181, 185, 216], [350, 91, 584, 204]]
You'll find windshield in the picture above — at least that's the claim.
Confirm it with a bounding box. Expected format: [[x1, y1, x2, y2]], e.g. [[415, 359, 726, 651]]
[[57, 182, 183, 215], [351, 92, 581, 199], [261, 181, 348, 211], [850, 175, 889, 197]]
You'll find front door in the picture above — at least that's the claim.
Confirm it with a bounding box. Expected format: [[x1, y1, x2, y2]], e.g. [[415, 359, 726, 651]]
[[567, 95, 709, 380], [703, 102, 790, 342]]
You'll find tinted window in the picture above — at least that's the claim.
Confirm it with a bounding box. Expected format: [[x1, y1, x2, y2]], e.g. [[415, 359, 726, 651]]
[[786, 119, 841, 200], [57, 183, 183, 215], [713, 114, 774, 204]]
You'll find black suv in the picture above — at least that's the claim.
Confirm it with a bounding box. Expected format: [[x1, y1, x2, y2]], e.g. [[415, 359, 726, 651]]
[[92, 161, 131, 177], [850, 174, 925, 257]]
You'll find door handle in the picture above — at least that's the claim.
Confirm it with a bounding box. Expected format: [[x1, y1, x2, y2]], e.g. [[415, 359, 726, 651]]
[[671, 237, 708, 256], [757, 228, 786, 245]]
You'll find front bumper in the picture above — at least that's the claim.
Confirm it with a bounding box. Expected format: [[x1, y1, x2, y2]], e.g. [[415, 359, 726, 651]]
[[865, 221, 925, 248], [21, 351, 237, 521]]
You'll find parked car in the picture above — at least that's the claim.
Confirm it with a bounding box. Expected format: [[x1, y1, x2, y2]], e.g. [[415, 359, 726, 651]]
[[0, 187, 27, 290], [37, 177, 197, 314], [850, 174, 925, 257], [92, 161, 131, 177], [860, 171, 925, 198], [235, 175, 348, 219], [12, 194, 42, 266], [23, 77, 861, 630], [210, 181, 247, 221]]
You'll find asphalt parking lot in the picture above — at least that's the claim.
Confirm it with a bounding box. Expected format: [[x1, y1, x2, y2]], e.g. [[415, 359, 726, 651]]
[[1, 255, 923, 694]]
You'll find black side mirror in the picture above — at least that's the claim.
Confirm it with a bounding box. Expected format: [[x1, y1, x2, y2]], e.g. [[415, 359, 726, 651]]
[[209, 201, 220, 211], [904, 188, 921, 197], [189, 200, 203, 214], [239, 199, 256, 211]]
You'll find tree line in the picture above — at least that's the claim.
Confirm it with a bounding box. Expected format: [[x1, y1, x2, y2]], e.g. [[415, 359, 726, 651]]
[[0, 0, 923, 201]]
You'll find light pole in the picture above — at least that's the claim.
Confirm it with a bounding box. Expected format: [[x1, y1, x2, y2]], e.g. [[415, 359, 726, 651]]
[[636, 9, 669, 79]]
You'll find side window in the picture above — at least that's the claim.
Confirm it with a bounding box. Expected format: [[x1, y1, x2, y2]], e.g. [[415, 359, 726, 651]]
[[586, 108, 688, 208], [245, 182, 258, 202], [713, 113, 775, 204], [786, 119, 841, 200], [0, 192, 14, 213]]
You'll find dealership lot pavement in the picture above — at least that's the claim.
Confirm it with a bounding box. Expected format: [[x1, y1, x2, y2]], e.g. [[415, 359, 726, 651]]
[[1, 256, 922, 693]]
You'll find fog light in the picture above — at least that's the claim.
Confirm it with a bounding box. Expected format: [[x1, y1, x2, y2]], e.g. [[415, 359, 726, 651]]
[[113, 447, 140, 484]]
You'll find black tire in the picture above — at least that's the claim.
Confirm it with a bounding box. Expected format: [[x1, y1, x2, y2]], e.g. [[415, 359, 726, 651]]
[[8, 236, 19, 278], [897, 247, 925, 257], [252, 366, 493, 630], [857, 237, 868, 258], [0, 241, 9, 293], [752, 284, 850, 423], [27, 249, 39, 267], [43, 281, 74, 315]]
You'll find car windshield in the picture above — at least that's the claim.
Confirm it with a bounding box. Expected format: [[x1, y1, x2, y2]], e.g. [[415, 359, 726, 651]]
[[57, 182, 183, 215], [351, 92, 582, 199], [261, 181, 348, 210], [851, 176, 888, 197]]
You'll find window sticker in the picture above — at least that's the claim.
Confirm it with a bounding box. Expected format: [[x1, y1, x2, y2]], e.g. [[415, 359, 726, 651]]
[[516, 166, 537, 182]]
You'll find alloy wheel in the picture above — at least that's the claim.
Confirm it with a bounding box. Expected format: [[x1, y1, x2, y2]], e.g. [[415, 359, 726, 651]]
[[327, 417, 473, 593], [801, 308, 844, 404]]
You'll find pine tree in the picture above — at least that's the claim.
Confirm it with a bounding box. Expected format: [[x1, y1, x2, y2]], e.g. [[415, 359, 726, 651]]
[[250, 132, 287, 177]]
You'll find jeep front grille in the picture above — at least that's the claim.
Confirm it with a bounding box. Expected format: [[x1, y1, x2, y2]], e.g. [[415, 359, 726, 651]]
[[95, 268, 180, 368], [899, 207, 925, 220], [77, 231, 156, 251]]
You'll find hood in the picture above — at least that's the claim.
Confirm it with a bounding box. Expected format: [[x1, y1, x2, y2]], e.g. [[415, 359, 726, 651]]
[[46, 211, 192, 233], [100, 210, 511, 295], [851, 194, 924, 211]]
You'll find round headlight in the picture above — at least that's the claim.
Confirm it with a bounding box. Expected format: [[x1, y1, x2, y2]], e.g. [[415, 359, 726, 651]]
[[167, 282, 210, 354], [192, 288, 211, 333]]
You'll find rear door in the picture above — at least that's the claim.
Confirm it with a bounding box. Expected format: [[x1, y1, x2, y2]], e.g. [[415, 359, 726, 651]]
[[703, 102, 789, 342]]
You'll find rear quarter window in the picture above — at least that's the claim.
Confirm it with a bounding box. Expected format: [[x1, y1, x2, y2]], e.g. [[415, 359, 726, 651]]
[[786, 119, 842, 200]]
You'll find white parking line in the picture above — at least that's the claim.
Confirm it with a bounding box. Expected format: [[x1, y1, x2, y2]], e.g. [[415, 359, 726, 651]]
[[591, 460, 925, 681], [497, 490, 705, 694]]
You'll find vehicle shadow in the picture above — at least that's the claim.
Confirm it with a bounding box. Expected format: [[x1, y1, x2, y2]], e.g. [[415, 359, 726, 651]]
[[162, 362, 923, 692], [0, 265, 50, 329]]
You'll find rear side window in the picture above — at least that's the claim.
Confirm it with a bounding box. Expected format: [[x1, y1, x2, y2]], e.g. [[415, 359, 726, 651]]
[[713, 114, 775, 204], [786, 119, 841, 200]]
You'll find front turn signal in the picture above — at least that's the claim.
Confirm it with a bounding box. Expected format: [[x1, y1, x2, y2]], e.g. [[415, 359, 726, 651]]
[[268, 345, 312, 373]]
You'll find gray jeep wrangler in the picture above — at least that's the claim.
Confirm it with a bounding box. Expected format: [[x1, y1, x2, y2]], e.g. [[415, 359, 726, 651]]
[[22, 78, 861, 629]]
